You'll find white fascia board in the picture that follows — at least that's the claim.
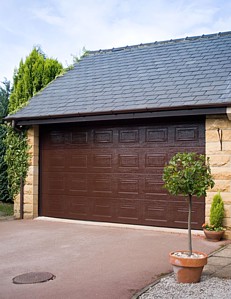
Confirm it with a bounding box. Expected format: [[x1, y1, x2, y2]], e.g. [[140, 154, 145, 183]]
[[227, 107, 231, 120]]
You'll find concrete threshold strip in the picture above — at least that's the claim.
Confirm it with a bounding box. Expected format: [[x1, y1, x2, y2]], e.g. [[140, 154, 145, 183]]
[[35, 216, 204, 236]]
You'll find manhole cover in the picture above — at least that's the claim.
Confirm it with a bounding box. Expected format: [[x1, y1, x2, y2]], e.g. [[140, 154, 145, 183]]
[[13, 272, 55, 284]]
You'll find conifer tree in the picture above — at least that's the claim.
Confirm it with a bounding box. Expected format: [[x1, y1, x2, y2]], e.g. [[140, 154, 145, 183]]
[[0, 80, 10, 201], [9, 47, 63, 114], [5, 47, 63, 199]]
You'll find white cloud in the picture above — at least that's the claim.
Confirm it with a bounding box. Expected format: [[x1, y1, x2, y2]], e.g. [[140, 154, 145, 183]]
[[30, 6, 64, 26], [1, 0, 231, 83]]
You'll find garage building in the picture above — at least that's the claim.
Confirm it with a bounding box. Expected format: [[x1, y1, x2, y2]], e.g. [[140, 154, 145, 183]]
[[7, 31, 231, 235]]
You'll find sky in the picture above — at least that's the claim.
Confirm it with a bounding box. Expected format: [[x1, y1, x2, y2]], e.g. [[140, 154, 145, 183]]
[[1, 0, 231, 83]]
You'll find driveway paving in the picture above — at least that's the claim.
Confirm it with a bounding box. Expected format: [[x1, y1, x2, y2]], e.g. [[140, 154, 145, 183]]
[[0, 218, 228, 299]]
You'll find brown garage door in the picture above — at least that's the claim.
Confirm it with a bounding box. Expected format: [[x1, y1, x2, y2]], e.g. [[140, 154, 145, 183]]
[[40, 117, 205, 229]]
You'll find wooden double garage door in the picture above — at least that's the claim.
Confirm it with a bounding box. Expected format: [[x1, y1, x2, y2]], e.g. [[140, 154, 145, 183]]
[[40, 117, 205, 229]]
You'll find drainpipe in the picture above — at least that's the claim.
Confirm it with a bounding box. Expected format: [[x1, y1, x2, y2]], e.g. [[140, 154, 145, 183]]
[[12, 120, 24, 219], [20, 177, 24, 219]]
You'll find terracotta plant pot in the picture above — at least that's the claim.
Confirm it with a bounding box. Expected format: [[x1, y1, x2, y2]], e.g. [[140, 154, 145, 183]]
[[203, 229, 225, 242], [169, 250, 208, 283]]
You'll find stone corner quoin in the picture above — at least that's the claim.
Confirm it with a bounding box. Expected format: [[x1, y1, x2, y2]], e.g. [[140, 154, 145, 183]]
[[206, 115, 231, 239]]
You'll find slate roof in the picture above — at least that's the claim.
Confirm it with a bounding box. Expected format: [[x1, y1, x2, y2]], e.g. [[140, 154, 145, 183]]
[[8, 31, 231, 121]]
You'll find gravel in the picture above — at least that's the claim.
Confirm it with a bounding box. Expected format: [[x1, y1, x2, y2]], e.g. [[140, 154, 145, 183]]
[[171, 252, 205, 258], [138, 274, 231, 299]]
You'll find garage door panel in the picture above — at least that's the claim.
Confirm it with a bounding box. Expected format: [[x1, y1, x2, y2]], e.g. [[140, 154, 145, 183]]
[[116, 199, 140, 222], [42, 150, 66, 172], [88, 174, 114, 196], [43, 173, 66, 195], [169, 199, 205, 228], [118, 128, 140, 144], [68, 151, 88, 171], [89, 151, 114, 172], [174, 126, 204, 147], [92, 198, 115, 220], [41, 130, 65, 149], [67, 173, 88, 196], [92, 154, 113, 168], [175, 126, 199, 142], [114, 149, 144, 173], [145, 153, 167, 168], [71, 131, 89, 145], [93, 129, 114, 145], [144, 177, 166, 195], [116, 174, 141, 198], [142, 200, 169, 225], [172, 201, 189, 221], [40, 117, 205, 229], [118, 154, 139, 168], [69, 196, 90, 218], [117, 154, 141, 173], [41, 194, 67, 218], [192, 202, 205, 226]]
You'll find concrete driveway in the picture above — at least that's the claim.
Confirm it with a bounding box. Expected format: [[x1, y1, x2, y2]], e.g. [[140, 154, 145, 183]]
[[0, 218, 227, 299]]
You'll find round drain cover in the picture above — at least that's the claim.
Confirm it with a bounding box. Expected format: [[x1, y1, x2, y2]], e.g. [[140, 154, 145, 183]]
[[13, 272, 55, 284]]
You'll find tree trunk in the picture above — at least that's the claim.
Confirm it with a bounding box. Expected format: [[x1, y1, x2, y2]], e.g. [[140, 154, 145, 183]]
[[188, 194, 192, 256]]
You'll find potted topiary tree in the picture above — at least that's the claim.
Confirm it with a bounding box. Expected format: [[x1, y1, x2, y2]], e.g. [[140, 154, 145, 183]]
[[202, 192, 225, 241], [163, 152, 215, 283]]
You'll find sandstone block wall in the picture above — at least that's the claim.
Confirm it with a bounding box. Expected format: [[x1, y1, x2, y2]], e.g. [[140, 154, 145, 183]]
[[14, 125, 39, 219], [206, 115, 231, 239]]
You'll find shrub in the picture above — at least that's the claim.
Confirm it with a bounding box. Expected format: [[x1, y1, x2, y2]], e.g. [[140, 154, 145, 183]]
[[0, 79, 11, 202], [210, 192, 224, 228], [0, 125, 10, 201]]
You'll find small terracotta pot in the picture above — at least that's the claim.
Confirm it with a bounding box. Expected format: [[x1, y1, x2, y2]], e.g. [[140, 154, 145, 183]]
[[169, 250, 208, 283], [203, 229, 224, 242]]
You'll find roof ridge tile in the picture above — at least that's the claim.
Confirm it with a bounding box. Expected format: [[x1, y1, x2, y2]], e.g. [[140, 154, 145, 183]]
[[89, 31, 231, 55]]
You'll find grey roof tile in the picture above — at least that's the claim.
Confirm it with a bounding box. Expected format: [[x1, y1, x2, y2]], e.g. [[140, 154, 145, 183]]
[[8, 31, 231, 120]]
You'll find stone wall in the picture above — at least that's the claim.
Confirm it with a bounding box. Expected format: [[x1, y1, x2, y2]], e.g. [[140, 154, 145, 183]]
[[206, 115, 231, 239], [14, 125, 39, 219]]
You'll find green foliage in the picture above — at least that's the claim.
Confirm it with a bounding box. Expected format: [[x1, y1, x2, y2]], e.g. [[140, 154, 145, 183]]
[[4, 126, 30, 199], [5, 47, 63, 200], [0, 79, 10, 119], [202, 223, 224, 232], [9, 46, 63, 114], [42, 58, 64, 86], [64, 47, 90, 72], [210, 192, 224, 228], [0, 80, 11, 201], [0, 125, 10, 201], [163, 152, 214, 197], [71, 47, 89, 64]]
